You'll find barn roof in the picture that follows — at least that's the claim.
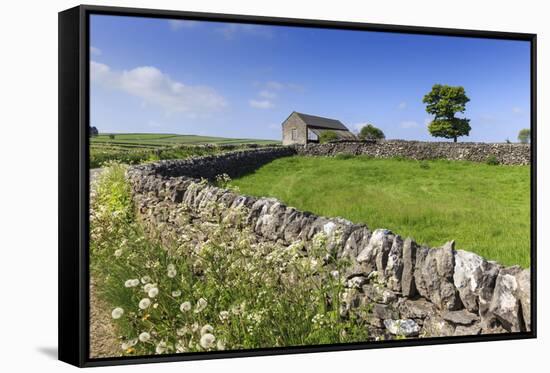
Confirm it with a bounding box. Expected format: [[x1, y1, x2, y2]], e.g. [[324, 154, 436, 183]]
[[294, 112, 350, 131]]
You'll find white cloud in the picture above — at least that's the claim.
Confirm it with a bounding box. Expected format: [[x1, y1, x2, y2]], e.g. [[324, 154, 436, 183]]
[[400, 121, 419, 129], [90, 61, 227, 115], [512, 106, 523, 114], [168, 19, 199, 30], [265, 81, 284, 90], [90, 46, 102, 56], [217, 24, 273, 40], [398, 101, 407, 110], [249, 99, 274, 109], [259, 90, 277, 99]]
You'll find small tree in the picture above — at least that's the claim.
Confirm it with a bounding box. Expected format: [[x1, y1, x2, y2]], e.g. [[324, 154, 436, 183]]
[[109, 134, 115, 140], [359, 124, 385, 140], [518, 128, 530, 144], [319, 130, 338, 143], [423, 84, 471, 142]]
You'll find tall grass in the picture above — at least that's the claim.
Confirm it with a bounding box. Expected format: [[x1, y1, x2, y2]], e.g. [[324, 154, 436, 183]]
[[90, 164, 372, 357], [230, 156, 531, 267]]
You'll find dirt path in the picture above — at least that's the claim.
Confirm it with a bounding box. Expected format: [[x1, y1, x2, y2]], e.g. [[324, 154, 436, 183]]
[[89, 172, 121, 358], [89, 278, 121, 358]]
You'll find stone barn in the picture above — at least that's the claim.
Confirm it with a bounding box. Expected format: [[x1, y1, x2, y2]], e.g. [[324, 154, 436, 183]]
[[281, 111, 356, 145]]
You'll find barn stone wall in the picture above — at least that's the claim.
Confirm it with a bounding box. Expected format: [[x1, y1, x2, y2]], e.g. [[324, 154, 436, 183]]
[[282, 113, 308, 145], [127, 147, 531, 340], [295, 141, 531, 165]]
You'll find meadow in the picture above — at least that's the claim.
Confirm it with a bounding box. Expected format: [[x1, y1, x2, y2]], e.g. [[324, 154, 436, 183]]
[[90, 164, 372, 357], [230, 156, 531, 267], [90, 133, 279, 168]]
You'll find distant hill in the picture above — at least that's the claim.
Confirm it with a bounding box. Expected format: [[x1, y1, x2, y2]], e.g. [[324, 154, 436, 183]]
[[91, 133, 280, 150]]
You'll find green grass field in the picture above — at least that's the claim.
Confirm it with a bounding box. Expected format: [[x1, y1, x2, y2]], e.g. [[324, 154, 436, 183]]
[[230, 156, 531, 267], [90, 133, 280, 168]]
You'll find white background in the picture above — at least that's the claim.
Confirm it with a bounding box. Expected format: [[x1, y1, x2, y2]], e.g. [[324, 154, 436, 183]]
[[0, 0, 547, 371]]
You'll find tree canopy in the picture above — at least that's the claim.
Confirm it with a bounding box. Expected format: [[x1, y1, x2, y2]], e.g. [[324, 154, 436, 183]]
[[358, 124, 385, 140], [319, 130, 338, 143], [518, 128, 530, 144], [423, 84, 471, 142]]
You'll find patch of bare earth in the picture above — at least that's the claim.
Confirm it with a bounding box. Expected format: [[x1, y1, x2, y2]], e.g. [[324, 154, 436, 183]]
[[89, 277, 121, 358]]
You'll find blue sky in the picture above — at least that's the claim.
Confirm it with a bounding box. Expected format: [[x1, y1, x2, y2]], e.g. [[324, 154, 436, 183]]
[[90, 15, 531, 142]]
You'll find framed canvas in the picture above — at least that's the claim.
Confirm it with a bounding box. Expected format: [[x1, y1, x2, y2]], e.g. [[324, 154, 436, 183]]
[[58, 4, 537, 367]]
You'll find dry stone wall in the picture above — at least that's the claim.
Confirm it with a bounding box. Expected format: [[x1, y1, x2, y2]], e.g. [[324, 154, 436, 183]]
[[295, 141, 531, 165], [127, 147, 531, 339]]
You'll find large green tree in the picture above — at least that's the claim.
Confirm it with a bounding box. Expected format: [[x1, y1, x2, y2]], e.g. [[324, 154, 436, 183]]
[[423, 84, 471, 142], [359, 124, 385, 140], [518, 128, 530, 144]]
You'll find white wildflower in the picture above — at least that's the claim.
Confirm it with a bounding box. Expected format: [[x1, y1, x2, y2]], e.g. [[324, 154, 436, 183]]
[[141, 276, 151, 284], [143, 283, 155, 293], [114, 249, 123, 257], [330, 270, 340, 279], [148, 287, 159, 298], [171, 290, 181, 297], [191, 322, 199, 332], [219, 310, 229, 322], [138, 332, 151, 342], [167, 268, 177, 278], [200, 333, 216, 349], [139, 298, 151, 310], [180, 301, 192, 312], [194, 298, 207, 313], [155, 341, 167, 354], [216, 340, 226, 351], [175, 341, 187, 353], [111, 307, 124, 319], [200, 324, 214, 336], [124, 279, 140, 288], [167, 263, 176, 271]]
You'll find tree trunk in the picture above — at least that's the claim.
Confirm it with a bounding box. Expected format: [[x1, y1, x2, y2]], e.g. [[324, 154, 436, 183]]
[[453, 136, 457, 143]]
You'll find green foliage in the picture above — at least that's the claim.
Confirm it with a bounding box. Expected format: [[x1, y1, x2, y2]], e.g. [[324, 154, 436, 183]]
[[518, 128, 531, 144], [109, 134, 115, 140], [358, 124, 385, 140], [319, 130, 338, 144], [486, 155, 500, 166], [423, 84, 471, 142], [91, 165, 372, 356], [231, 156, 530, 267]]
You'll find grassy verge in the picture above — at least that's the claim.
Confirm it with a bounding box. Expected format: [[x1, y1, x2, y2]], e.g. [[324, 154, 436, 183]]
[[230, 156, 530, 267], [90, 164, 372, 356]]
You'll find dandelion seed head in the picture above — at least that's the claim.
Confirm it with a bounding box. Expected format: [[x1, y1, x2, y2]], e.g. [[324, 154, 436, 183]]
[[138, 332, 150, 342], [148, 287, 159, 298], [139, 298, 151, 310], [216, 340, 226, 351], [200, 324, 214, 336], [172, 290, 181, 297], [200, 333, 216, 349], [114, 249, 123, 257], [194, 298, 207, 313], [167, 269, 177, 278], [155, 341, 167, 354], [180, 301, 191, 312], [111, 307, 124, 319], [141, 276, 151, 284]]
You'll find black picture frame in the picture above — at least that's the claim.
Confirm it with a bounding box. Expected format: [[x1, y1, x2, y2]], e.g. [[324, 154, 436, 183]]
[[58, 4, 537, 368]]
